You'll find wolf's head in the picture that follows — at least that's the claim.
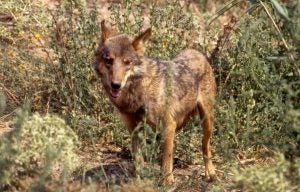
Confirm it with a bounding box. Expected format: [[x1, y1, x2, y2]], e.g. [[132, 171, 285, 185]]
[[94, 20, 151, 99]]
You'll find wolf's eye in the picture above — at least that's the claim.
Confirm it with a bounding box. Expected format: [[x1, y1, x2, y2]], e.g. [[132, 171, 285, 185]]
[[104, 57, 113, 66], [123, 59, 130, 65]]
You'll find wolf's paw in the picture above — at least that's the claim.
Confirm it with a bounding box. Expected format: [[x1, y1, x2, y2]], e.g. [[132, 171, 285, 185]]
[[160, 173, 174, 186], [205, 164, 218, 182]]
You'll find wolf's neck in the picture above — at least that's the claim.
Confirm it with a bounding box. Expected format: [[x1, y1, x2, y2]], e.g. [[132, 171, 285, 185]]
[[116, 57, 160, 113], [139, 56, 163, 85]]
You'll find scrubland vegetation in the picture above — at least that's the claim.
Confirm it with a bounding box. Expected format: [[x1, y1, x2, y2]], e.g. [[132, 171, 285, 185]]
[[0, 0, 299, 191]]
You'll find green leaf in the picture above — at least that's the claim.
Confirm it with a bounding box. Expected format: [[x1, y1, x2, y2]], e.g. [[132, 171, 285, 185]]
[[270, 0, 290, 21], [0, 91, 6, 115], [248, 0, 258, 4]]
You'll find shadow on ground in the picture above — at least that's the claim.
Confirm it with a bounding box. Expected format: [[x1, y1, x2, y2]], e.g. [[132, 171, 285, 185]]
[[74, 143, 215, 191]]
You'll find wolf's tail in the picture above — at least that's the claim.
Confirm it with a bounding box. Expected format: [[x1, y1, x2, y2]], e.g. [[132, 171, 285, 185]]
[[209, 16, 237, 64]]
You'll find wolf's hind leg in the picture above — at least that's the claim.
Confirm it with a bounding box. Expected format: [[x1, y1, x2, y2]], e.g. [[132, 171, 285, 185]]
[[197, 97, 216, 180], [161, 114, 177, 185]]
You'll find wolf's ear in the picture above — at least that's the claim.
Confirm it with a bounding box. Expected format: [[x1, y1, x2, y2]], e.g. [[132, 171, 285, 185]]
[[132, 28, 151, 55], [101, 20, 114, 42]]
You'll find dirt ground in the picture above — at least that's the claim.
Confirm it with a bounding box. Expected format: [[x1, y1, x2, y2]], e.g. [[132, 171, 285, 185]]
[[73, 142, 221, 191]]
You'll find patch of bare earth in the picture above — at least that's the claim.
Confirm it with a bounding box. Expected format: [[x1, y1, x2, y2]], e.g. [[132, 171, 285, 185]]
[[72, 141, 221, 191]]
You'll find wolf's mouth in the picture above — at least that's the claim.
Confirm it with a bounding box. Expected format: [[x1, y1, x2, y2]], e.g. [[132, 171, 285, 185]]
[[110, 89, 121, 98]]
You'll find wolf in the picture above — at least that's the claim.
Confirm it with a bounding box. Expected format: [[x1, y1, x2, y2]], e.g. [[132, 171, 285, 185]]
[[94, 20, 217, 185]]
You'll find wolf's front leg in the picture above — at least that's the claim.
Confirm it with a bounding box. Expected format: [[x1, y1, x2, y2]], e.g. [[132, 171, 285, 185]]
[[131, 129, 144, 164], [120, 113, 144, 166], [161, 114, 177, 185]]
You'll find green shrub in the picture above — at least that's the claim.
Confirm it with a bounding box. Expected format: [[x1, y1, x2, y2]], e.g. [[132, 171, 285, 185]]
[[0, 0, 50, 113], [0, 0, 49, 45], [0, 109, 80, 190], [48, 0, 99, 115], [110, 0, 197, 59], [214, 9, 300, 159], [233, 155, 300, 192]]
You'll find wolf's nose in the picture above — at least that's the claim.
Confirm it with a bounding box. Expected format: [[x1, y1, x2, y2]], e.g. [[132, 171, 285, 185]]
[[111, 82, 121, 90]]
